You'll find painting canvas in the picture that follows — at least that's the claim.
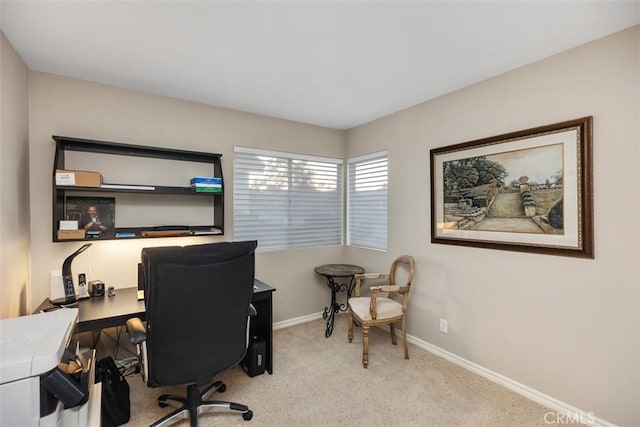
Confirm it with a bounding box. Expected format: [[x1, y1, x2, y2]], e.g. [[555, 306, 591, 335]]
[[430, 117, 593, 258]]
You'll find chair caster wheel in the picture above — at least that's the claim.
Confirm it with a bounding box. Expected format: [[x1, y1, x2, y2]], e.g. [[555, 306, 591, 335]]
[[243, 410, 253, 421], [218, 384, 226, 393], [157, 394, 170, 408]]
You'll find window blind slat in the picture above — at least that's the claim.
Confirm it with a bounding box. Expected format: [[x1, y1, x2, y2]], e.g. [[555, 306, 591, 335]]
[[234, 147, 343, 251], [347, 152, 388, 250]]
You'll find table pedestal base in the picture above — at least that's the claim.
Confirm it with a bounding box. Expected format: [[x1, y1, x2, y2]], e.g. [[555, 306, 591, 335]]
[[315, 264, 365, 338], [321, 276, 356, 338]]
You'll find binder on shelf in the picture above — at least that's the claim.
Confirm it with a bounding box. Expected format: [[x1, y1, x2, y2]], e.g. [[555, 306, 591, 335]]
[[190, 177, 222, 185], [115, 232, 136, 238], [190, 176, 222, 193], [192, 186, 222, 193]]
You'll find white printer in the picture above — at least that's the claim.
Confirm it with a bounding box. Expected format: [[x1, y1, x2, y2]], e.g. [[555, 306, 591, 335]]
[[0, 308, 100, 426]]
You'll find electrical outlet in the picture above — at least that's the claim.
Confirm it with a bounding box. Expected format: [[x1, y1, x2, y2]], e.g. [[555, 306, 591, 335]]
[[439, 318, 448, 333]]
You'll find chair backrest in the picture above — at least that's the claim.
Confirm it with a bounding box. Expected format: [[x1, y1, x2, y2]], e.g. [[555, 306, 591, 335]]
[[141, 240, 257, 387], [389, 255, 416, 289]]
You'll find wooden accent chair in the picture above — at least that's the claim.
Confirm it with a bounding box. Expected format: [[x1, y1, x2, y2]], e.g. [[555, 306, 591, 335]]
[[347, 255, 416, 368]]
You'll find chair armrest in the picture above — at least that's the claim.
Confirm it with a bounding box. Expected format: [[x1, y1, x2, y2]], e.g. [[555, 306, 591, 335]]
[[248, 303, 257, 317], [370, 285, 401, 293], [368, 285, 408, 318], [126, 317, 146, 345], [355, 273, 390, 281], [354, 273, 390, 298]]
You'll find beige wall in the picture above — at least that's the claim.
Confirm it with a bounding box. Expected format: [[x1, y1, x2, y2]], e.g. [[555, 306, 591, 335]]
[[346, 26, 639, 426], [27, 72, 346, 322], [0, 31, 30, 318]]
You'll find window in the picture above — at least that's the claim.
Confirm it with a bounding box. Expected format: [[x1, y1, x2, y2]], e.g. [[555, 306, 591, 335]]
[[347, 151, 388, 250], [234, 147, 343, 251]]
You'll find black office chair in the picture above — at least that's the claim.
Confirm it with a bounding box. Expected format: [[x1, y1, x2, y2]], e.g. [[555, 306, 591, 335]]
[[126, 240, 258, 426]]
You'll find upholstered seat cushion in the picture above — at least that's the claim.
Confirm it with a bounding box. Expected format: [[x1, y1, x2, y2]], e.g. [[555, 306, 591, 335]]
[[349, 296, 403, 321]]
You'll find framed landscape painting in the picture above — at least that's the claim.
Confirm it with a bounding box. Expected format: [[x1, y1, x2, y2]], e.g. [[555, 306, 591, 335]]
[[430, 116, 593, 258]]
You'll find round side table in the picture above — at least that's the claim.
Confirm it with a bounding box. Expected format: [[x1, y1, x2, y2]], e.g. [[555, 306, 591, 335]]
[[314, 264, 365, 338]]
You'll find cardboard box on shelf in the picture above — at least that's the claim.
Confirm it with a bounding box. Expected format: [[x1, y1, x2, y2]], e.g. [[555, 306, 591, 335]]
[[55, 169, 103, 187], [57, 229, 86, 240]]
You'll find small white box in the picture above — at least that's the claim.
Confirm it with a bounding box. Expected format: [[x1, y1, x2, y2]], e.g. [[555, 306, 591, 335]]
[[60, 220, 79, 230], [56, 171, 76, 186]]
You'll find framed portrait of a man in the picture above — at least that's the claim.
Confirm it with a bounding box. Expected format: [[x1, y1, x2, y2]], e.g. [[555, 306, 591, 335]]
[[65, 196, 116, 238]]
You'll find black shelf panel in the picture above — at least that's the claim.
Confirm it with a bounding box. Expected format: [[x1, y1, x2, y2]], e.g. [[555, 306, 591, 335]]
[[55, 184, 223, 196], [53, 135, 222, 163], [53, 225, 224, 242]]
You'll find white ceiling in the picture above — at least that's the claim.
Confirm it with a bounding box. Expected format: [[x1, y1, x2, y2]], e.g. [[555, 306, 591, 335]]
[[1, 1, 638, 130]]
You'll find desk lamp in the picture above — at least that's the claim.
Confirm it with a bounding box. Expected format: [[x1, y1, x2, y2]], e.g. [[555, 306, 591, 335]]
[[51, 243, 92, 306]]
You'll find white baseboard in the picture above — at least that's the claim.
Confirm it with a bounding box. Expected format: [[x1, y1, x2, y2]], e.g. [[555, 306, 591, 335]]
[[405, 334, 617, 427], [274, 311, 323, 330], [274, 314, 617, 427]]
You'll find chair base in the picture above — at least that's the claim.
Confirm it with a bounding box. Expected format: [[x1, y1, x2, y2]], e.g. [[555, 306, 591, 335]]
[[151, 380, 253, 427]]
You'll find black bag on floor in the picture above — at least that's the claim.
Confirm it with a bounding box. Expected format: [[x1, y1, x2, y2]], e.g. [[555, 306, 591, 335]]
[[95, 356, 131, 426]]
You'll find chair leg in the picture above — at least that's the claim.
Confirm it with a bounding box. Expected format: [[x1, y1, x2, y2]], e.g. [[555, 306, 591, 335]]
[[348, 310, 354, 343], [201, 380, 224, 401], [157, 394, 187, 409], [151, 407, 189, 427], [389, 322, 398, 345], [362, 326, 369, 368], [402, 317, 409, 360], [151, 382, 252, 426]]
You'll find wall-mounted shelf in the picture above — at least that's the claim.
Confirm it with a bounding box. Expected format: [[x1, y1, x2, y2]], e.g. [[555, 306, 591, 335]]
[[52, 135, 224, 242]]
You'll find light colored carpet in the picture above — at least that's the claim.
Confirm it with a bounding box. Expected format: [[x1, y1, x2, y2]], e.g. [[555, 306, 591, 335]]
[[124, 315, 577, 426]]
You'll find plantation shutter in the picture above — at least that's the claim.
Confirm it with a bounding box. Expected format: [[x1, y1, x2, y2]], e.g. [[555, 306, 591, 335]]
[[234, 147, 343, 251], [347, 152, 388, 250]]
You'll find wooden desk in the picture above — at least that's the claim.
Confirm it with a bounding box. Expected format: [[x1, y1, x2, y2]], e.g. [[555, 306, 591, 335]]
[[35, 279, 276, 374]]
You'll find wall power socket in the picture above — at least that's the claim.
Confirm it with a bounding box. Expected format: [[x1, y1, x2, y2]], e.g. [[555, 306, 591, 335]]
[[439, 318, 448, 334]]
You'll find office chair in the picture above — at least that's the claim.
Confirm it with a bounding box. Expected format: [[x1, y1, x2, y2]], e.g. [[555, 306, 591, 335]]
[[347, 255, 415, 368], [126, 240, 258, 426]]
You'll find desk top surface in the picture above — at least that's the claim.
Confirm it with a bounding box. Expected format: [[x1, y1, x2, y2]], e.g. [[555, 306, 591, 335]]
[[77, 287, 144, 325], [314, 264, 365, 277], [36, 279, 275, 333]]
